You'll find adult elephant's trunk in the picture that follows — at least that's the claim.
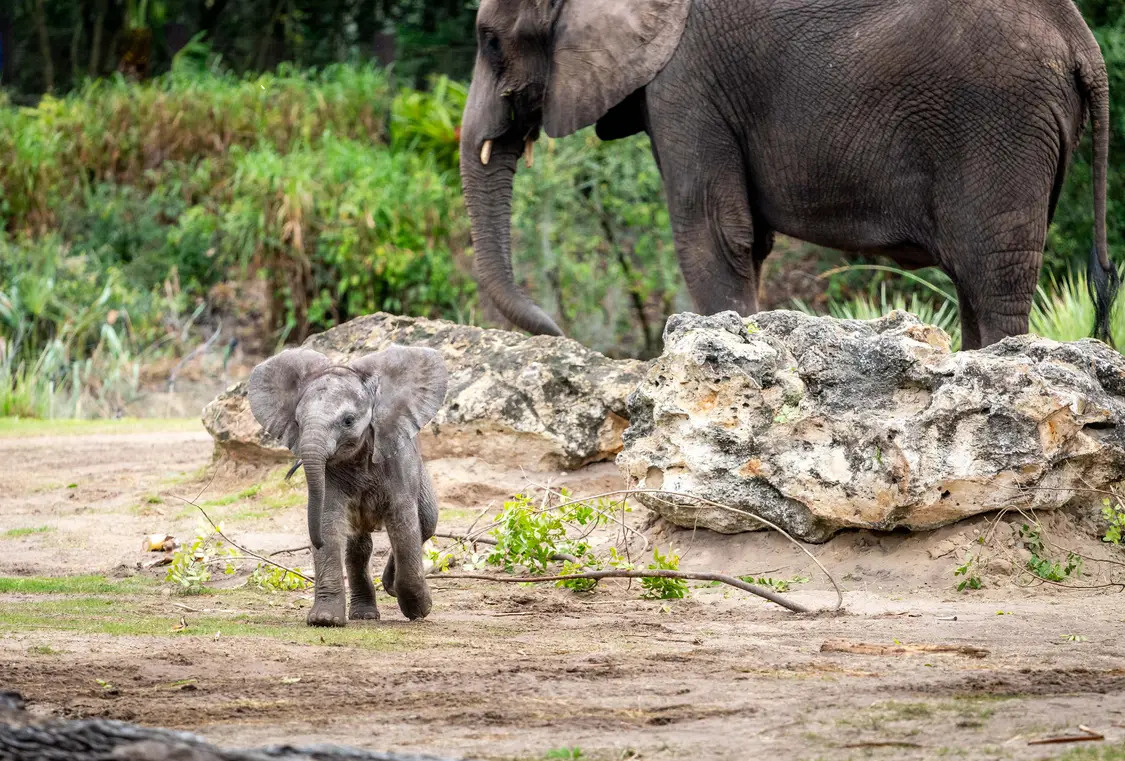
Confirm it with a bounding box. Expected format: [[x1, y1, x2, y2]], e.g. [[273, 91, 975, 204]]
[[460, 78, 563, 337], [298, 433, 329, 550]]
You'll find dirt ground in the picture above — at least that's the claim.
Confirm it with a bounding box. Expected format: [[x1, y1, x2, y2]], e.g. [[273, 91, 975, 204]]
[[1, 420, 1124, 761]]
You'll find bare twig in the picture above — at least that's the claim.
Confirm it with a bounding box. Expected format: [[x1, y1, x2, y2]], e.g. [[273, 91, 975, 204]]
[[269, 546, 311, 557], [164, 491, 315, 584], [432, 569, 810, 614], [463, 503, 494, 537]]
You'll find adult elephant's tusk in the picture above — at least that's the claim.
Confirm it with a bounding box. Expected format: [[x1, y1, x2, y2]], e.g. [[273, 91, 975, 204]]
[[480, 140, 493, 165], [524, 139, 534, 168]]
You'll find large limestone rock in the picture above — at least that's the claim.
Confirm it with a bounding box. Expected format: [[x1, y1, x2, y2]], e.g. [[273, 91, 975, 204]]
[[617, 310, 1125, 542], [203, 313, 645, 470]]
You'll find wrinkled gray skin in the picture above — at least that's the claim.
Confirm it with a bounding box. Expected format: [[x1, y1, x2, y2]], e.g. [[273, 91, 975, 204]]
[[247, 346, 448, 626], [460, 0, 1120, 349]]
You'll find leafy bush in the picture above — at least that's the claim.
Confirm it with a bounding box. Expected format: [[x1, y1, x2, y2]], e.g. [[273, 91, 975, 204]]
[[0, 235, 154, 417], [219, 137, 473, 339], [0, 63, 393, 235]]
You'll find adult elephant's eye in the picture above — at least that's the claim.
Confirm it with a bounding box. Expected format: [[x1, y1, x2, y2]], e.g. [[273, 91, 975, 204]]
[[482, 29, 503, 66], [342, 414, 356, 428]]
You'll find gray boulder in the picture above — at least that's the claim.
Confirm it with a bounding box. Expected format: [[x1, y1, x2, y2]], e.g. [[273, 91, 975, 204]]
[[203, 313, 646, 470], [617, 310, 1125, 542]]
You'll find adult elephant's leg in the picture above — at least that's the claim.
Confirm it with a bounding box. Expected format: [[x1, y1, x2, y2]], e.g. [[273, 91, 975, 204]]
[[954, 282, 982, 351], [972, 252, 1041, 347], [648, 121, 762, 315], [942, 211, 1046, 349], [346, 534, 379, 621]]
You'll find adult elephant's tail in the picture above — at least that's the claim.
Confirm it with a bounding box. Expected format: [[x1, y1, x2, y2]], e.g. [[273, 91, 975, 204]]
[[1079, 57, 1121, 344]]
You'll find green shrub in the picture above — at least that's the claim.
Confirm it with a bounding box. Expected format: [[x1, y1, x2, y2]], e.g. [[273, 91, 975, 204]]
[[0, 64, 393, 236], [218, 137, 474, 339]]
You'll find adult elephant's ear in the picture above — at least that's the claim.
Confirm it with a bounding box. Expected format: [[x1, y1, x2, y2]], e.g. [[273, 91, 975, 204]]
[[542, 0, 691, 139], [350, 345, 448, 463], [247, 349, 332, 451]]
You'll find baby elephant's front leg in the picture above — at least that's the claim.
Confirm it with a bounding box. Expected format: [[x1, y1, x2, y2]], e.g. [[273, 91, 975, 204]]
[[385, 497, 432, 620], [346, 534, 379, 620], [308, 537, 347, 627]]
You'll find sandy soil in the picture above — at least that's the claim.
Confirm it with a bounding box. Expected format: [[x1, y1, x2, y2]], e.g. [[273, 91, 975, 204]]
[[1, 421, 1124, 761]]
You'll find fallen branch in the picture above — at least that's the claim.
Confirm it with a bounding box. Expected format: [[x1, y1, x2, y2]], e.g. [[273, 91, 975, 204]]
[[1027, 726, 1104, 745], [432, 569, 810, 614], [534, 488, 842, 612], [164, 490, 315, 585], [820, 640, 989, 658]]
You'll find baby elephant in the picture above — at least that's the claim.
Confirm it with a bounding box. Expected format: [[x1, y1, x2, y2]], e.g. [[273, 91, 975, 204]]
[[247, 345, 448, 626]]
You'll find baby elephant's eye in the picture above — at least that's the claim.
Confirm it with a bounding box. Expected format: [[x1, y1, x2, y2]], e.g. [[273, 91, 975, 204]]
[[341, 414, 356, 428]]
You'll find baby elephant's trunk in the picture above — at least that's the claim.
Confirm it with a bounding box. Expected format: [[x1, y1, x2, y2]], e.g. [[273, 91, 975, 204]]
[[298, 435, 329, 550]]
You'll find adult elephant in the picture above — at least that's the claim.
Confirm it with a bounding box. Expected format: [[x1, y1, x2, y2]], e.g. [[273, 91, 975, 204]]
[[458, 0, 1120, 349]]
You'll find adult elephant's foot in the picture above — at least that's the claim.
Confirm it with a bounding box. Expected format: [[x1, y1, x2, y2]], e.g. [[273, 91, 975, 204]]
[[307, 600, 346, 627]]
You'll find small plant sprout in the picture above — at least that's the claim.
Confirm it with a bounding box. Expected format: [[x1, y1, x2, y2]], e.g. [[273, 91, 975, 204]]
[[1102, 497, 1125, 545], [641, 546, 690, 600], [954, 551, 983, 592], [1020, 523, 1083, 583], [165, 523, 238, 595]]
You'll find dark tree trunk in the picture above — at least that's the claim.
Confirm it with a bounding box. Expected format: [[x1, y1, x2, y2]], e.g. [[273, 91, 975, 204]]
[[88, 0, 108, 75], [0, 11, 13, 86], [32, 0, 54, 92]]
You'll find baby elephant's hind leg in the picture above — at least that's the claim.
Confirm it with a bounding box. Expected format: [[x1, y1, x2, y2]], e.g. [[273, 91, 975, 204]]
[[384, 475, 436, 599], [346, 534, 380, 620], [380, 554, 397, 599]]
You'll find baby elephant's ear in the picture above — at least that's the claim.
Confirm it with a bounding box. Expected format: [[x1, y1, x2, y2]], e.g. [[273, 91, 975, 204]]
[[350, 345, 448, 463], [247, 349, 332, 450]]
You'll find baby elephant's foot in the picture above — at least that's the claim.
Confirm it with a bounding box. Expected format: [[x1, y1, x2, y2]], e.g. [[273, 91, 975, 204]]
[[307, 600, 346, 627], [396, 587, 432, 621], [349, 601, 380, 621]]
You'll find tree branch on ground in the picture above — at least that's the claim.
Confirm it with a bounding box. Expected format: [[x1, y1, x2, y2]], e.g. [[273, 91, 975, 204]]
[[432, 569, 810, 614]]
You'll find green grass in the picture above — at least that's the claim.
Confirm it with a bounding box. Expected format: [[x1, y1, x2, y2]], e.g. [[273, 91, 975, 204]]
[[0, 595, 413, 651], [0, 417, 203, 438], [1057, 746, 1125, 761], [2, 526, 53, 538], [0, 575, 153, 595], [28, 644, 62, 655], [191, 470, 304, 522]]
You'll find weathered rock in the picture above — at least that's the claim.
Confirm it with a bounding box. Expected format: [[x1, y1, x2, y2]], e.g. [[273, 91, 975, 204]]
[[203, 313, 646, 470], [617, 310, 1125, 542]]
